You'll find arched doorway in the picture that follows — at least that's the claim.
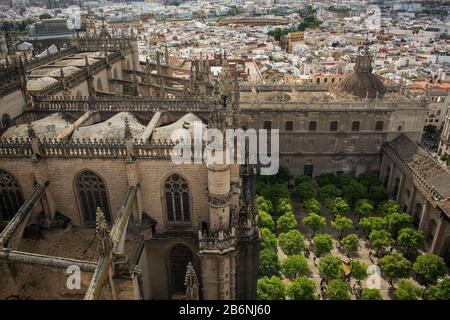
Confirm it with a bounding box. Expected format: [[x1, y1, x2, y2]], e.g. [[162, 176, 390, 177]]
[[96, 78, 103, 91], [75, 170, 111, 225], [169, 244, 194, 297], [383, 166, 391, 187], [0, 169, 24, 222], [413, 203, 422, 228], [425, 219, 437, 246], [2, 113, 11, 129], [392, 177, 400, 198]]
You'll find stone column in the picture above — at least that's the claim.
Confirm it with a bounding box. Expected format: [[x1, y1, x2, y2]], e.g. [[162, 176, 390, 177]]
[[418, 202, 429, 231], [395, 173, 405, 203], [407, 187, 417, 215], [430, 216, 446, 253]]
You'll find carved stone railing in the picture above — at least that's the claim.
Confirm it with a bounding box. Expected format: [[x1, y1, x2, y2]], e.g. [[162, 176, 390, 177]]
[[198, 227, 236, 254], [35, 95, 217, 112], [0, 138, 33, 157]]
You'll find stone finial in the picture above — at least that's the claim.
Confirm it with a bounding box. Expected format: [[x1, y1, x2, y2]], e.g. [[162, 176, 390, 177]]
[[184, 262, 199, 300], [27, 122, 36, 139], [96, 207, 112, 257], [84, 55, 90, 67], [124, 117, 132, 140]]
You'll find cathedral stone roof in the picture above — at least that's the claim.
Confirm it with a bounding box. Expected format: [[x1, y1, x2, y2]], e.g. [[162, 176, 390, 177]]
[[151, 113, 206, 142], [331, 47, 386, 100], [387, 134, 450, 200]]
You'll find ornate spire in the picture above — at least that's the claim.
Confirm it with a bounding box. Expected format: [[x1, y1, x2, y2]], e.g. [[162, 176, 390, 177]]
[[184, 262, 199, 300], [124, 117, 132, 140], [95, 207, 112, 257]]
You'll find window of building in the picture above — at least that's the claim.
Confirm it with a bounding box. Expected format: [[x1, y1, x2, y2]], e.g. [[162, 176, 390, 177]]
[[309, 121, 317, 132], [398, 125, 403, 131], [0, 169, 24, 222], [304, 164, 314, 177], [264, 121, 272, 130], [375, 121, 384, 131], [164, 174, 190, 223], [352, 121, 360, 132], [169, 244, 194, 295], [76, 170, 111, 225], [285, 121, 294, 131], [329, 121, 338, 132]]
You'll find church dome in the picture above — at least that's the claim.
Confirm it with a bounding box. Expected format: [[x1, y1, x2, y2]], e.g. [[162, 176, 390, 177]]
[[331, 47, 386, 100]]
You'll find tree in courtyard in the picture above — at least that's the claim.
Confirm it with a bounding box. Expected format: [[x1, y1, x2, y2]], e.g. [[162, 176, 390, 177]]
[[368, 229, 392, 256], [276, 213, 298, 233], [342, 180, 368, 206], [276, 197, 293, 215], [318, 255, 344, 280], [342, 233, 360, 257], [313, 233, 334, 256], [259, 183, 290, 204], [379, 253, 412, 285], [302, 212, 326, 237], [386, 212, 412, 238], [423, 279, 450, 300], [297, 182, 317, 203], [281, 254, 310, 280], [257, 196, 273, 214], [349, 260, 368, 286], [331, 215, 354, 239], [319, 184, 342, 200], [278, 229, 306, 256], [287, 276, 317, 300], [397, 228, 425, 257], [354, 199, 374, 221], [259, 249, 281, 277], [357, 172, 381, 188], [360, 216, 387, 235], [295, 174, 310, 185], [378, 200, 401, 215], [394, 279, 422, 300], [257, 276, 286, 300], [260, 227, 277, 251], [315, 172, 337, 187], [326, 279, 351, 300], [413, 254, 447, 286], [361, 288, 383, 300], [304, 198, 321, 214], [368, 185, 389, 204], [327, 197, 350, 216], [258, 210, 275, 232]]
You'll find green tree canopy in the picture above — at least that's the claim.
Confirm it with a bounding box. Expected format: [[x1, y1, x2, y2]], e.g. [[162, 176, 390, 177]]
[[413, 254, 447, 285], [260, 227, 277, 251], [276, 213, 298, 233], [342, 233, 360, 257], [361, 288, 383, 300], [386, 212, 412, 238], [360, 216, 387, 233], [379, 253, 412, 285], [259, 183, 290, 204], [257, 276, 286, 300], [302, 212, 326, 237], [331, 215, 354, 238], [327, 279, 351, 300], [304, 198, 321, 214], [394, 279, 422, 300], [315, 172, 337, 187], [287, 276, 317, 300], [349, 260, 368, 284], [397, 228, 425, 256], [277, 197, 293, 215], [281, 254, 310, 280], [327, 197, 350, 216], [318, 255, 344, 280], [369, 229, 392, 255], [342, 180, 368, 206], [319, 184, 342, 200], [355, 199, 374, 220], [357, 172, 381, 188], [424, 278, 450, 300], [278, 229, 306, 256], [313, 233, 334, 256], [259, 249, 281, 277], [257, 196, 273, 213], [368, 185, 389, 204], [378, 200, 401, 215], [259, 210, 275, 232], [295, 174, 311, 185], [297, 182, 317, 203]]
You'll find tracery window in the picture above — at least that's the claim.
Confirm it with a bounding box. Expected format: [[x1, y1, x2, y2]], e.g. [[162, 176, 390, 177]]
[[0, 169, 24, 221], [164, 174, 190, 223], [76, 170, 111, 225]]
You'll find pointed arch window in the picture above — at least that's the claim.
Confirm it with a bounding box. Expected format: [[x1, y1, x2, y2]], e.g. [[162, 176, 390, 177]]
[[164, 174, 190, 223], [0, 169, 24, 221], [76, 170, 111, 225]]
